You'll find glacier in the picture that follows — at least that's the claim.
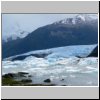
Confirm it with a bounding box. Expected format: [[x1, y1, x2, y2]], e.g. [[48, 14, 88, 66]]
[[2, 44, 98, 86], [4, 44, 97, 60]]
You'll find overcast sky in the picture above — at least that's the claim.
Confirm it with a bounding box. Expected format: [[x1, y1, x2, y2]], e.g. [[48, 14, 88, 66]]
[[2, 14, 97, 39]]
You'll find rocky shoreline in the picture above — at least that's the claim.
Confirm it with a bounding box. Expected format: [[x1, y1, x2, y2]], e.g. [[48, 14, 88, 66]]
[[2, 72, 56, 86]]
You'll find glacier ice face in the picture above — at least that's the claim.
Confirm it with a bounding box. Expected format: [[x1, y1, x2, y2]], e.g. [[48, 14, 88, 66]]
[[4, 44, 97, 61]]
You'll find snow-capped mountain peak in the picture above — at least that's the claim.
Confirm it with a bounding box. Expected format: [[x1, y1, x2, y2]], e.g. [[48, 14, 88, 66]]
[[74, 14, 97, 22], [53, 14, 97, 25], [2, 22, 30, 43], [75, 14, 86, 21]]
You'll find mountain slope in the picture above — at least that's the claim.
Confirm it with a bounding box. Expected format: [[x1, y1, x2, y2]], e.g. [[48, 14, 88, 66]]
[[2, 14, 98, 58]]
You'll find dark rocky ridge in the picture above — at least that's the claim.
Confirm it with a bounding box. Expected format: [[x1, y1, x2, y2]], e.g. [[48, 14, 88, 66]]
[[88, 46, 98, 57]]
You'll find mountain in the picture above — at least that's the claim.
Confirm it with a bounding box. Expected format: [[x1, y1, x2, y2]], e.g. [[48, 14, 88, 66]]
[[2, 14, 98, 58]]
